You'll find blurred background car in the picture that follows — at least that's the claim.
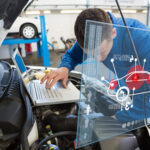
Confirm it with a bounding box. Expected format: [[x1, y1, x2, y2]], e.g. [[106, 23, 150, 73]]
[[8, 16, 48, 39]]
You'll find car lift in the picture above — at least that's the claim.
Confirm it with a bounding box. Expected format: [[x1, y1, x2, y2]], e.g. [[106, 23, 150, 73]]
[[2, 15, 53, 67]]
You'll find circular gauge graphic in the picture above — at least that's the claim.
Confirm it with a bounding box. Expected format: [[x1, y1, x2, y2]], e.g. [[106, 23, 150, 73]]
[[116, 86, 130, 103]]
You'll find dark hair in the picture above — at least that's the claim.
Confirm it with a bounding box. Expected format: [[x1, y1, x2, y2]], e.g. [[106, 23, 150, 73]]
[[74, 8, 112, 48]]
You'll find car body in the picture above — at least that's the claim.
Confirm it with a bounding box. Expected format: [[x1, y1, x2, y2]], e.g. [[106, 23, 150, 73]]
[[8, 16, 48, 39], [105, 63, 150, 110], [9, 17, 41, 33]]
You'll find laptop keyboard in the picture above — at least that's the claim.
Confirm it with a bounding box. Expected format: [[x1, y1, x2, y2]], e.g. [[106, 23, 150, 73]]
[[30, 81, 62, 100]]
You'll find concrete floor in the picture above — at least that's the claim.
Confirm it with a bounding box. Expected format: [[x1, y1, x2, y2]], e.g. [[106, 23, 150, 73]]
[[1, 49, 65, 68], [1, 49, 82, 72], [22, 50, 63, 67]]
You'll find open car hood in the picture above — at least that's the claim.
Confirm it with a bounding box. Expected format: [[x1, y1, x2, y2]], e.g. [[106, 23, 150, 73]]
[[0, 0, 29, 45]]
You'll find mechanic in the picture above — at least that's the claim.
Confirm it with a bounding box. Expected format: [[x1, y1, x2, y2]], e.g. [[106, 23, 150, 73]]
[[41, 8, 150, 123]]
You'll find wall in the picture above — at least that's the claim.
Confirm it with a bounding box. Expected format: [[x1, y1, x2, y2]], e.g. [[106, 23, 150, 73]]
[[45, 12, 147, 50], [45, 13, 78, 50], [27, 12, 147, 50], [114, 13, 147, 24], [28, 0, 148, 50], [90, 0, 147, 6], [31, 0, 147, 7]]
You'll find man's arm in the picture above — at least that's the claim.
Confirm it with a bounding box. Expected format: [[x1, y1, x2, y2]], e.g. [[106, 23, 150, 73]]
[[58, 41, 84, 71]]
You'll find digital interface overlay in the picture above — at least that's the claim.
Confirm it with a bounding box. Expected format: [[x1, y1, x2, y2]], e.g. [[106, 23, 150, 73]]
[[76, 20, 150, 148]]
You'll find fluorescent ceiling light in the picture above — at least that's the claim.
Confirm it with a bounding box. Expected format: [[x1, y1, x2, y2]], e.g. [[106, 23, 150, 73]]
[[25, 11, 40, 15], [105, 9, 112, 13], [142, 10, 147, 13], [44, 10, 51, 14], [61, 10, 82, 14], [122, 10, 137, 13]]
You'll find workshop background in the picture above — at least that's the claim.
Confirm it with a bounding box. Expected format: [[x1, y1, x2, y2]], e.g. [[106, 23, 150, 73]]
[[0, 0, 149, 69], [1, 1, 150, 150]]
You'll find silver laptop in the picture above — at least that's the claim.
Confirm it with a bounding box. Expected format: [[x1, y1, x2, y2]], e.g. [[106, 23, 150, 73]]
[[12, 49, 81, 106]]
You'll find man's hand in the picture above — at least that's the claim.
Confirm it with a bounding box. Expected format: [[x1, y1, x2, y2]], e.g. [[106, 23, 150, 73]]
[[112, 115, 117, 120], [40, 67, 69, 88]]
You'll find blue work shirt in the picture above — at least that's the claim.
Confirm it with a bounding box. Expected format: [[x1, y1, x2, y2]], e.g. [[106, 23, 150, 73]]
[[59, 12, 150, 123]]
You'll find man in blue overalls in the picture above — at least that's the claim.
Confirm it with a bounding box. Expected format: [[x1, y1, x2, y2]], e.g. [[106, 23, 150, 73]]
[[41, 8, 150, 149]]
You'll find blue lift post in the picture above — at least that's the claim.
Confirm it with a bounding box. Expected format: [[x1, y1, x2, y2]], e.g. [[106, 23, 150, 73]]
[[2, 15, 51, 67], [40, 15, 50, 66]]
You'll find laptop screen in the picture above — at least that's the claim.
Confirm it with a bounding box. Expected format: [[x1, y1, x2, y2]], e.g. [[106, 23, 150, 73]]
[[15, 52, 27, 73], [12, 49, 35, 103]]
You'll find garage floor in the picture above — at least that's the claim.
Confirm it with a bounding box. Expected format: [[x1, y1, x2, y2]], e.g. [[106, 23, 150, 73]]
[[23, 50, 63, 67], [1, 49, 82, 72], [1, 49, 64, 68]]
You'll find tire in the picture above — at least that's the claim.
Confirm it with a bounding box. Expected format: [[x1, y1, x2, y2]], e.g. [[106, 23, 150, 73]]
[[20, 23, 38, 39]]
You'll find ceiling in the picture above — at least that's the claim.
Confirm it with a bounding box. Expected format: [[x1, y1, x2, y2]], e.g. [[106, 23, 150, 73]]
[[27, 0, 147, 10]]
